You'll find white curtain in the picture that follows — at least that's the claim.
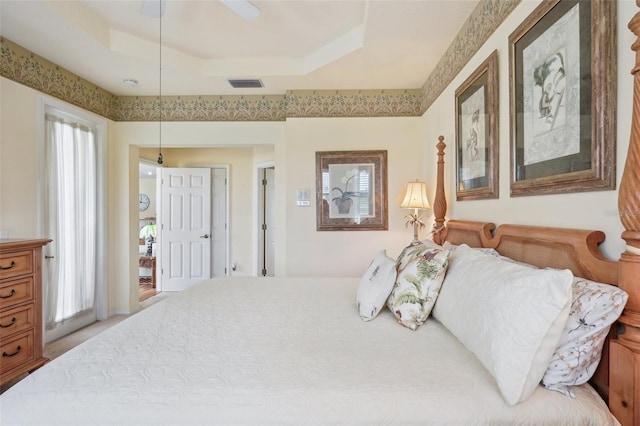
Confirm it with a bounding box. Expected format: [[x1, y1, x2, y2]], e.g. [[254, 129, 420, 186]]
[[45, 112, 97, 330]]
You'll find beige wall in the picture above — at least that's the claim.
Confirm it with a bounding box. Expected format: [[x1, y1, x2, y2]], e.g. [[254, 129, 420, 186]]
[[0, 78, 41, 238], [1, 0, 636, 314], [422, 0, 636, 261], [284, 117, 424, 277]]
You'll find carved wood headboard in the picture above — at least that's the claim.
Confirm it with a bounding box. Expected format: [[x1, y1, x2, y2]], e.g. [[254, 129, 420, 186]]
[[438, 217, 618, 401]]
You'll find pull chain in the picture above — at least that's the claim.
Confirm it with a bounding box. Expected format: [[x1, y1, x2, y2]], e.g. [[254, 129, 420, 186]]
[[157, 0, 163, 165]]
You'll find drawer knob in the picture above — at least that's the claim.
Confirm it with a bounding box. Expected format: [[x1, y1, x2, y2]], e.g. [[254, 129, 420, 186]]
[[2, 345, 21, 358], [0, 317, 16, 328], [0, 260, 16, 270], [0, 289, 16, 299]]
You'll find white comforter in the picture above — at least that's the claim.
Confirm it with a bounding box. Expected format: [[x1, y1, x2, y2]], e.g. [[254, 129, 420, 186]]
[[0, 277, 618, 425]]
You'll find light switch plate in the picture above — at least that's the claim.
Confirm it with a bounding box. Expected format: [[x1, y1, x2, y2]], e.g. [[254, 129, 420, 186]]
[[296, 189, 310, 206]]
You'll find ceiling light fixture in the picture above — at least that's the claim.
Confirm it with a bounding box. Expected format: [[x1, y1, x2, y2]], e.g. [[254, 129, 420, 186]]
[[123, 78, 138, 86], [157, 0, 163, 166]]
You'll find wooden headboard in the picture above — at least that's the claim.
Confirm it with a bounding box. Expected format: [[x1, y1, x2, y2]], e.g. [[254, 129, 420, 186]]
[[437, 218, 618, 402], [443, 220, 618, 285], [429, 6, 640, 425]]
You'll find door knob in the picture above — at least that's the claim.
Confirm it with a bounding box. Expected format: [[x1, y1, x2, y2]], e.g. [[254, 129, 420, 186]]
[[200, 234, 210, 239], [45, 255, 55, 259]]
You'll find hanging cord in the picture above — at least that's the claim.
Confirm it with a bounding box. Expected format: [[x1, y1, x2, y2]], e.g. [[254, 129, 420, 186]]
[[157, 1, 164, 165]]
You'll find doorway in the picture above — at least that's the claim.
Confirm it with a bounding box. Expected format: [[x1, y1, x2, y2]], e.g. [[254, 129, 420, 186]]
[[138, 160, 158, 302], [258, 165, 275, 276], [41, 99, 107, 344]]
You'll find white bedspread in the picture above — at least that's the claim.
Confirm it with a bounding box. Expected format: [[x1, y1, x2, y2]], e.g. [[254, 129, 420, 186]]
[[0, 277, 618, 425]]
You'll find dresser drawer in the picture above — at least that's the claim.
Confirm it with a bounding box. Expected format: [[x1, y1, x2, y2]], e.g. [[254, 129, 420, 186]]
[[0, 330, 35, 372], [0, 304, 34, 338], [0, 250, 34, 280], [0, 277, 34, 309]]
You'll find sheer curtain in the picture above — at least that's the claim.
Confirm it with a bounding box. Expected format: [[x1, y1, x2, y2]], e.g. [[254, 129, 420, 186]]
[[45, 112, 97, 330]]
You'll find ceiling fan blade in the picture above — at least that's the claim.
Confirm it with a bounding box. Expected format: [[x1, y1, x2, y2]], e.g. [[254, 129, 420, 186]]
[[220, 0, 261, 21], [141, 0, 166, 18]]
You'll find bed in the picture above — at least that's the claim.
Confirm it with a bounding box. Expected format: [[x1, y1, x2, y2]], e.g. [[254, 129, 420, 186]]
[[2, 7, 640, 426], [0, 276, 621, 425], [0, 164, 632, 424]]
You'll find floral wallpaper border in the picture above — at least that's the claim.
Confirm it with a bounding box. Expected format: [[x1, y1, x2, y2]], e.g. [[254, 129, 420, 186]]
[[285, 90, 422, 118], [420, 0, 521, 113], [0, 0, 518, 122], [0, 37, 118, 119], [116, 95, 288, 122]]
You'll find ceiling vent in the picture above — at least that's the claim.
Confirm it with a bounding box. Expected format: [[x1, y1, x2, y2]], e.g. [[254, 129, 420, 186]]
[[228, 79, 264, 89]]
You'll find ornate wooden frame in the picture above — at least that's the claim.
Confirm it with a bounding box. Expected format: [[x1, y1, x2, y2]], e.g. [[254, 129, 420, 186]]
[[455, 50, 499, 200], [508, 0, 617, 196], [315, 150, 388, 231]]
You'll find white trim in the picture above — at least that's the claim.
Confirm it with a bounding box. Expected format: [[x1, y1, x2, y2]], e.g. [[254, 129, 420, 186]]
[[37, 95, 109, 329], [155, 168, 163, 291], [218, 165, 231, 277]]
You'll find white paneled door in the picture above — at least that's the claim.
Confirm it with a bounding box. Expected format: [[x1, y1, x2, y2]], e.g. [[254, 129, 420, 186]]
[[159, 168, 212, 291]]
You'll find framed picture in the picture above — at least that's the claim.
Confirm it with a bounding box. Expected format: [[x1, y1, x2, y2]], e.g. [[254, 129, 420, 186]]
[[455, 50, 499, 201], [315, 150, 388, 231], [509, 0, 616, 196]]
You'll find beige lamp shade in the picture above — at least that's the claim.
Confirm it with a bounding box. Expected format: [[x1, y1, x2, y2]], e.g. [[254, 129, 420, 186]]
[[400, 181, 430, 210]]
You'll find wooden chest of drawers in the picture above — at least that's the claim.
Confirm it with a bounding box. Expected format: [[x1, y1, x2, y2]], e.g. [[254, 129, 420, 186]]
[[0, 239, 51, 386]]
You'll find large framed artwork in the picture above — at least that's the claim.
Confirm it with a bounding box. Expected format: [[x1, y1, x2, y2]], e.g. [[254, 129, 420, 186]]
[[509, 0, 616, 196], [315, 150, 388, 231], [455, 50, 499, 201]]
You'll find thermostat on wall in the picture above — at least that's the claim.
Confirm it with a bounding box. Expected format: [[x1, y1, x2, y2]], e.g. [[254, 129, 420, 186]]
[[296, 189, 310, 206]]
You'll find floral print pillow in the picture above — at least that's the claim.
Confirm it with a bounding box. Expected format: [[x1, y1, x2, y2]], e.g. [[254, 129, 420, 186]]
[[542, 277, 628, 396], [386, 243, 449, 330]]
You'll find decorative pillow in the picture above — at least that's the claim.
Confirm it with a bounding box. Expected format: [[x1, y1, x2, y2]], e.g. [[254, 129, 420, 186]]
[[432, 245, 573, 405], [356, 250, 398, 321], [542, 277, 628, 396], [386, 243, 449, 330]]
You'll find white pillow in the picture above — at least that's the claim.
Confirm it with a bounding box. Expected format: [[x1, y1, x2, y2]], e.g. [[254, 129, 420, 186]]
[[542, 277, 628, 396], [432, 245, 573, 405], [356, 250, 397, 321], [442, 241, 501, 257], [386, 243, 449, 330]]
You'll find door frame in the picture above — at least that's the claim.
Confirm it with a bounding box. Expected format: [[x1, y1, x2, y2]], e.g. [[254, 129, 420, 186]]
[[37, 95, 108, 330], [256, 161, 275, 276]]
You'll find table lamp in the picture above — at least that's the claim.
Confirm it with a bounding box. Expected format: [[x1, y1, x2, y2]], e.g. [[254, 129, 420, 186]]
[[400, 180, 431, 245]]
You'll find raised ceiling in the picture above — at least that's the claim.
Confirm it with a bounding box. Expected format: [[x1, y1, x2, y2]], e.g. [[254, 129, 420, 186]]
[[0, 0, 479, 97]]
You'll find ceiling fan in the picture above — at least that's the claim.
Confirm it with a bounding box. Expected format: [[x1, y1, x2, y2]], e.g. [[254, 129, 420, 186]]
[[141, 0, 261, 21]]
